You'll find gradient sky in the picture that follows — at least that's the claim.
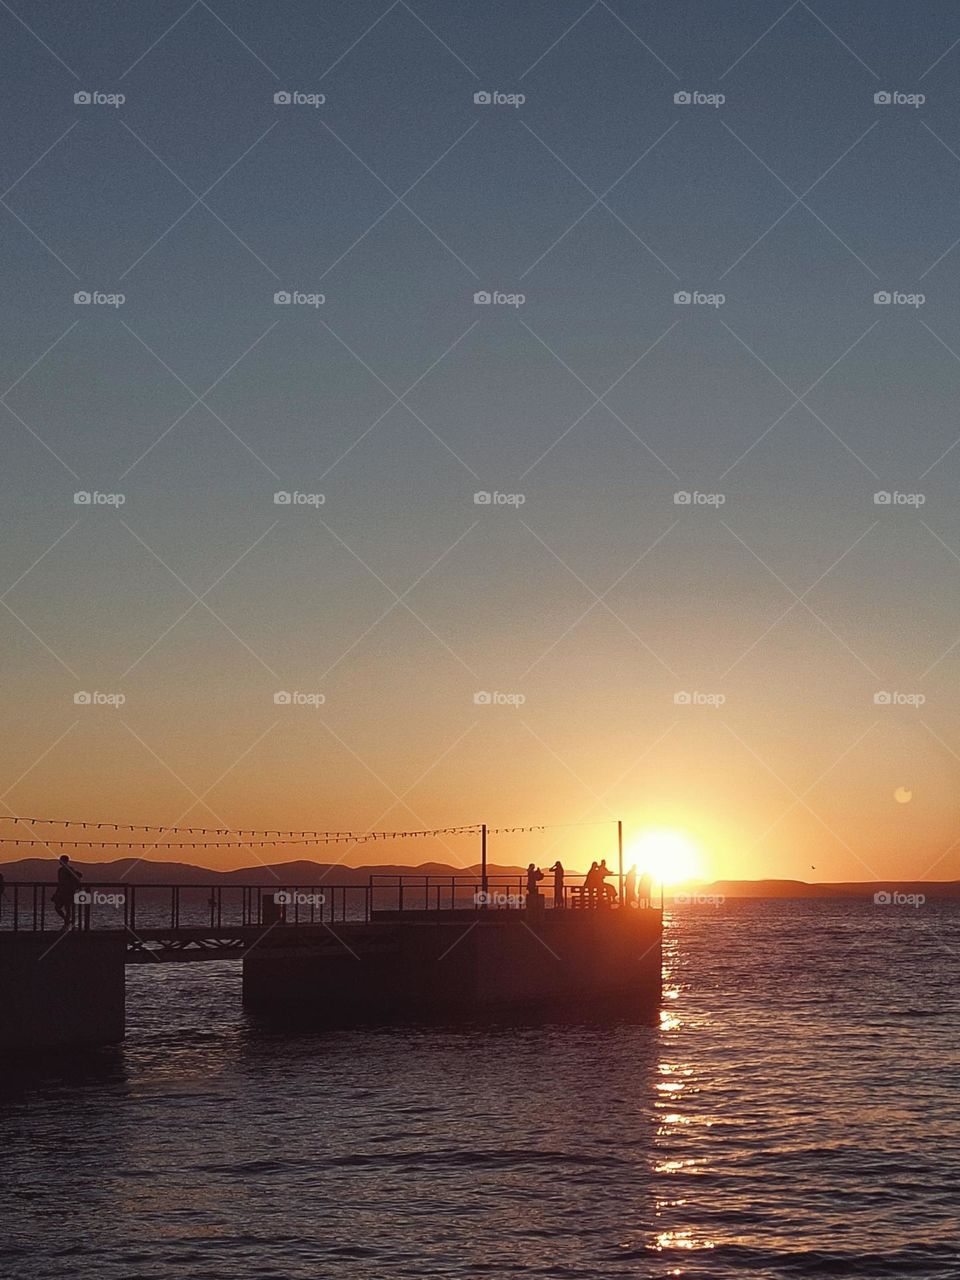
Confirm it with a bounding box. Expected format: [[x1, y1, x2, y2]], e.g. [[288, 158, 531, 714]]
[[3, 1, 960, 880]]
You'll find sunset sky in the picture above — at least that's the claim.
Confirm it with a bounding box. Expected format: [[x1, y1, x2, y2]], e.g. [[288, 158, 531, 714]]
[[3, 1, 960, 882]]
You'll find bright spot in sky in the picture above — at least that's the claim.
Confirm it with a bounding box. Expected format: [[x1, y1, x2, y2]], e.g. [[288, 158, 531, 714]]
[[630, 829, 703, 886]]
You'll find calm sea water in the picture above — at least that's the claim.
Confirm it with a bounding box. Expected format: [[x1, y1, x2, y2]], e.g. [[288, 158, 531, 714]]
[[2, 899, 958, 1279]]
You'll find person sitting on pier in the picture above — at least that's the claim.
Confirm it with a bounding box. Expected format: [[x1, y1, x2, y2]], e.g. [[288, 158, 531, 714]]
[[597, 859, 617, 905], [583, 861, 601, 906], [52, 854, 83, 929], [549, 861, 564, 908], [624, 864, 638, 907]]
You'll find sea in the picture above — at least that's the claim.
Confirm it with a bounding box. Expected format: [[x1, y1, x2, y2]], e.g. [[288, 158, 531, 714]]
[[1, 897, 958, 1279]]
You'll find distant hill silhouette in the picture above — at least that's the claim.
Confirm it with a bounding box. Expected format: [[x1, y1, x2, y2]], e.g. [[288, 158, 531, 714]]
[[687, 878, 960, 899], [0, 857, 529, 885], [1, 858, 959, 897]]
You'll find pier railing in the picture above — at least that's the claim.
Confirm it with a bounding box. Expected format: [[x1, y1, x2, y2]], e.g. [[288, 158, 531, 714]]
[[0, 872, 638, 934]]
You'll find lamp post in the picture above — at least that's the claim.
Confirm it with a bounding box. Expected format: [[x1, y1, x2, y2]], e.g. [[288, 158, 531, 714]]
[[618, 819, 623, 905], [481, 823, 488, 903]]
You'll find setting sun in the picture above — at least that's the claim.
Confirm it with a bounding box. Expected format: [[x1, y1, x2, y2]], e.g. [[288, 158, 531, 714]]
[[630, 829, 704, 887]]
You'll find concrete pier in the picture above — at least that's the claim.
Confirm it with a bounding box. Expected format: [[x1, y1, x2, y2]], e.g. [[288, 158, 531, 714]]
[[0, 933, 126, 1050], [242, 908, 662, 1022]]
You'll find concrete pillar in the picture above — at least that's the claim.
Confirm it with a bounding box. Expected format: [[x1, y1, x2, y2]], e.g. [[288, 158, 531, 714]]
[[0, 933, 126, 1050]]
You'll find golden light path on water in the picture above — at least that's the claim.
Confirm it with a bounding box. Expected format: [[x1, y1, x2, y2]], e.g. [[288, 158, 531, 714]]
[[652, 910, 718, 1261]]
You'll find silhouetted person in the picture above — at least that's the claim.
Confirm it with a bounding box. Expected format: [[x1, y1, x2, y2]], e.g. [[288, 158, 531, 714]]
[[584, 860, 600, 906], [625, 864, 638, 906], [526, 863, 543, 902], [52, 854, 82, 928], [598, 859, 617, 905], [549, 861, 564, 908], [638, 871, 653, 908]]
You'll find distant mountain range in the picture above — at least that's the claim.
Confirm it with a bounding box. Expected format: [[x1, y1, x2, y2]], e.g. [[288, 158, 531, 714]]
[[693, 878, 960, 899], [0, 858, 958, 898]]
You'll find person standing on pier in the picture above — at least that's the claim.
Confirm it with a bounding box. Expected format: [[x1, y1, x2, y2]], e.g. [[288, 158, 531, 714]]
[[526, 863, 543, 910], [638, 870, 653, 908], [549, 861, 564, 908], [625, 864, 638, 907], [52, 854, 82, 928]]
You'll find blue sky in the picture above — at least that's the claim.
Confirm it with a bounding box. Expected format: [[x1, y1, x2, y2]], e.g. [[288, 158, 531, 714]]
[[3, 1, 960, 880]]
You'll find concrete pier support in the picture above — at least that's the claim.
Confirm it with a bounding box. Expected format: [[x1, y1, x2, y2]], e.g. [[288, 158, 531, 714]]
[[242, 909, 661, 1021], [0, 933, 126, 1050]]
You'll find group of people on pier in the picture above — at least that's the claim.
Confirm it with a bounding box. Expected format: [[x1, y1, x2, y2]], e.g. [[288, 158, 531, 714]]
[[525, 860, 653, 909]]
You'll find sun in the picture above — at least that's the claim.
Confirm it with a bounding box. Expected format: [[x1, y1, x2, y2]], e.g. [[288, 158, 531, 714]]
[[629, 828, 703, 887]]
